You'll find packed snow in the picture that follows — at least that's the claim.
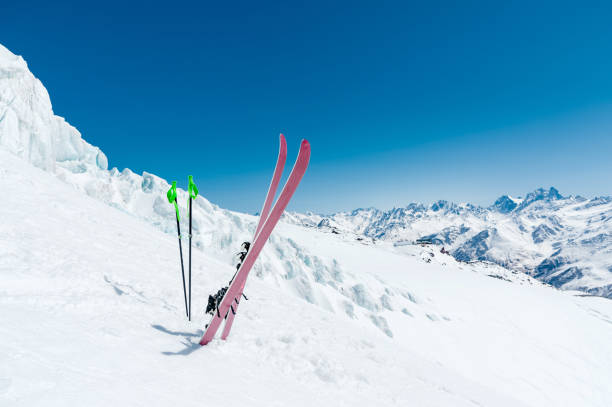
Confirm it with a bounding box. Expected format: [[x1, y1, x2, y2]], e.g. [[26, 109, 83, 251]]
[[2, 42, 612, 407]]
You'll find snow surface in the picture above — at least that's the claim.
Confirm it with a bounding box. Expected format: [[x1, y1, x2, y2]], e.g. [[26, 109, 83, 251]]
[[2, 42, 612, 406], [2, 149, 612, 406]]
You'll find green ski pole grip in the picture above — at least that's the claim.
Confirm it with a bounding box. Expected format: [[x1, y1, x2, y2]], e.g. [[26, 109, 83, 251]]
[[167, 181, 180, 221], [188, 175, 198, 199], [188, 175, 198, 216]]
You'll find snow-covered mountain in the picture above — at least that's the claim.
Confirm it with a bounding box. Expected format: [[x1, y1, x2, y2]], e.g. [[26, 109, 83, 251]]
[[2, 43, 612, 406], [288, 187, 612, 298]]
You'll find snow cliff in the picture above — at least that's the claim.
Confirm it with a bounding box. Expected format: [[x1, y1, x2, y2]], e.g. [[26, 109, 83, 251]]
[[0, 44, 107, 172]]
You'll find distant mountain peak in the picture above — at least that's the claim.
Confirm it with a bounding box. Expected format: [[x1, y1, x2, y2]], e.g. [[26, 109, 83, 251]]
[[493, 195, 519, 213], [431, 200, 450, 212], [493, 187, 564, 213], [517, 187, 564, 210]]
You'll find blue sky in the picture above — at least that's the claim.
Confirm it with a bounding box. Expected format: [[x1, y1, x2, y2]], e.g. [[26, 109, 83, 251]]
[[2, 1, 612, 213]]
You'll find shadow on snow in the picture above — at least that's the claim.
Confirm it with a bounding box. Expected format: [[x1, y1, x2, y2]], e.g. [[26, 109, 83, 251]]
[[152, 324, 203, 356]]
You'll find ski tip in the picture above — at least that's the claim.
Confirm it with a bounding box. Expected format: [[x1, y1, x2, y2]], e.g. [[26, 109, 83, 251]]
[[299, 139, 311, 165]]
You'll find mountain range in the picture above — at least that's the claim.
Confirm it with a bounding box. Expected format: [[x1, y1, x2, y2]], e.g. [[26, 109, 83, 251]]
[[288, 187, 612, 298]]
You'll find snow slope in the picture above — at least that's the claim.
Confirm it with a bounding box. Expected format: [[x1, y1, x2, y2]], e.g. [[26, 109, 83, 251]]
[[2, 149, 612, 407], [2, 42, 612, 406]]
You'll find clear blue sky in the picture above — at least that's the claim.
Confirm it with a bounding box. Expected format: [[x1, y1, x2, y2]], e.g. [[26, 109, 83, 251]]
[[2, 1, 612, 213]]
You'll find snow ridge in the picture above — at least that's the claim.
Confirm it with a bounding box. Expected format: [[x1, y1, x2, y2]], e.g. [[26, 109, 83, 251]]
[[0, 44, 107, 172]]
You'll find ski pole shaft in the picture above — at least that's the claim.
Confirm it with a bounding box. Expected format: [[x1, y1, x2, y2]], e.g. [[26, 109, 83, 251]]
[[175, 201, 189, 318], [186, 175, 198, 322], [188, 197, 192, 321]]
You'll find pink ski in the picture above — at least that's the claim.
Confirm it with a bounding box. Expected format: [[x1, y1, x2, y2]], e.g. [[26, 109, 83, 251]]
[[200, 139, 310, 346], [254, 134, 288, 238], [220, 134, 287, 339]]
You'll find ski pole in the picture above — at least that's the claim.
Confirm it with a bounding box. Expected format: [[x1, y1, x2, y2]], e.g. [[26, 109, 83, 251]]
[[187, 175, 198, 321], [167, 181, 189, 318]]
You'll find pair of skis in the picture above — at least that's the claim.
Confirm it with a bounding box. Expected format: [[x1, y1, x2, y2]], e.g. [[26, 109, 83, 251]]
[[167, 176, 199, 320], [200, 134, 310, 345]]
